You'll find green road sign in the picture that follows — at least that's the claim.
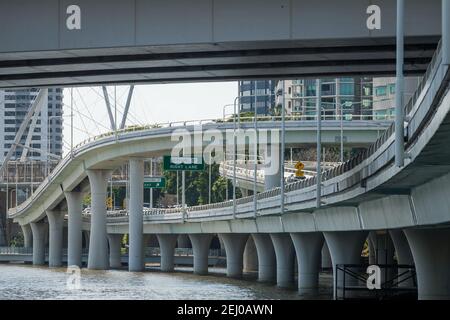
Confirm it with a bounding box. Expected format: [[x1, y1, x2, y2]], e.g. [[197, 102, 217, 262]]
[[163, 155, 205, 171], [143, 177, 166, 189]]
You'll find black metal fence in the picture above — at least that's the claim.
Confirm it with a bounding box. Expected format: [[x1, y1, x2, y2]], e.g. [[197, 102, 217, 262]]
[[335, 264, 417, 300]]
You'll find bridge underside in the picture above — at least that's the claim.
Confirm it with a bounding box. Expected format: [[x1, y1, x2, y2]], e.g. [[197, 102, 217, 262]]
[[0, 39, 438, 88]]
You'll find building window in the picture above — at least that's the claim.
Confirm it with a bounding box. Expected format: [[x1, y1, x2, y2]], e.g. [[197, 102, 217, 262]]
[[375, 86, 387, 96]]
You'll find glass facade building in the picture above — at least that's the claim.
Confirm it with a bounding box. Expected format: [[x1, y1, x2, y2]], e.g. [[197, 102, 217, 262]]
[[238, 80, 276, 115], [0, 88, 64, 162]]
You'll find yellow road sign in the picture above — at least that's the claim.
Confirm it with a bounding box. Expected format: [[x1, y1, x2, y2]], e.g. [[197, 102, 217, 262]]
[[106, 197, 113, 209], [295, 161, 305, 177]]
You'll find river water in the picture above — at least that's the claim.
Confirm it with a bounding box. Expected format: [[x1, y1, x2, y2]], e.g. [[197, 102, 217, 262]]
[[0, 264, 333, 300]]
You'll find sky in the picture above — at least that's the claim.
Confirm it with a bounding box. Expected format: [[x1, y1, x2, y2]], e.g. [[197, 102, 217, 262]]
[[61, 81, 237, 155]]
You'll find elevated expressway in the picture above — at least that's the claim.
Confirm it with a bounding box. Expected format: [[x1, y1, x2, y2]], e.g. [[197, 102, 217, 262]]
[[0, 0, 442, 88], [7, 40, 450, 298]]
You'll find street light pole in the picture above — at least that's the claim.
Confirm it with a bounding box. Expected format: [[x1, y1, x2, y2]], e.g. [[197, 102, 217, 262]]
[[395, 0, 405, 167], [281, 80, 286, 215], [208, 151, 211, 204], [340, 103, 344, 162], [316, 79, 322, 208], [253, 81, 258, 217]]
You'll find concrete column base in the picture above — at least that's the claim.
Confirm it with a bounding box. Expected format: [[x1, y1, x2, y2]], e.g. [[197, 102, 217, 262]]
[[47, 210, 65, 268], [270, 233, 295, 288], [107, 234, 122, 269], [157, 234, 178, 272], [252, 234, 276, 283], [220, 233, 248, 278], [291, 232, 324, 295], [30, 222, 47, 265], [189, 234, 213, 275], [404, 227, 450, 300]]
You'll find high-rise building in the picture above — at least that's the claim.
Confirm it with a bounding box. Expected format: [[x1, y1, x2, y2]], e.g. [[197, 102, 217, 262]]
[[238, 80, 276, 115], [275, 78, 373, 119], [372, 77, 421, 119], [0, 88, 64, 162]]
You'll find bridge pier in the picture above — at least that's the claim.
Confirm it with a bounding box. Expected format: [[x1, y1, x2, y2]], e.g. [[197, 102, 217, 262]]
[[270, 233, 295, 288], [129, 159, 144, 272], [404, 227, 450, 300], [65, 191, 83, 267], [252, 234, 276, 283], [189, 234, 213, 275], [107, 234, 122, 269], [30, 221, 47, 265], [47, 210, 64, 268], [156, 234, 178, 272], [21, 224, 32, 248], [389, 229, 414, 287], [87, 169, 112, 270], [220, 233, 248, 278], [323, 231, 368, 299], [291, 232, 324, 295]]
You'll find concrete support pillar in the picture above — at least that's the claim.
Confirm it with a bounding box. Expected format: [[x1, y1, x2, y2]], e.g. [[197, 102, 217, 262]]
[[189, 234, 213, 275], [107, 234, 122, 269], [129, 159, 144, 272], [252, 234, 276, 282], [128, 159, 144, 271], [324, 231, 368, 299], [30, 222, 47, 265], [46, 210, 65, 268], [270, 233, 295, 288], [321, 241, 332, 269], [156, 234, 178, 272], [404, 227, 450, 300], [243, 236, 258, 273], [220, 233, 248, 278], [389, 229, 414, 287], [291, 232, 324, 295], [177, 234, 191, 248], [87, 169, 112, 270], [21, 224, 32, 248], [65, 191, 83, 267], [443, 0, 450, 65]]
